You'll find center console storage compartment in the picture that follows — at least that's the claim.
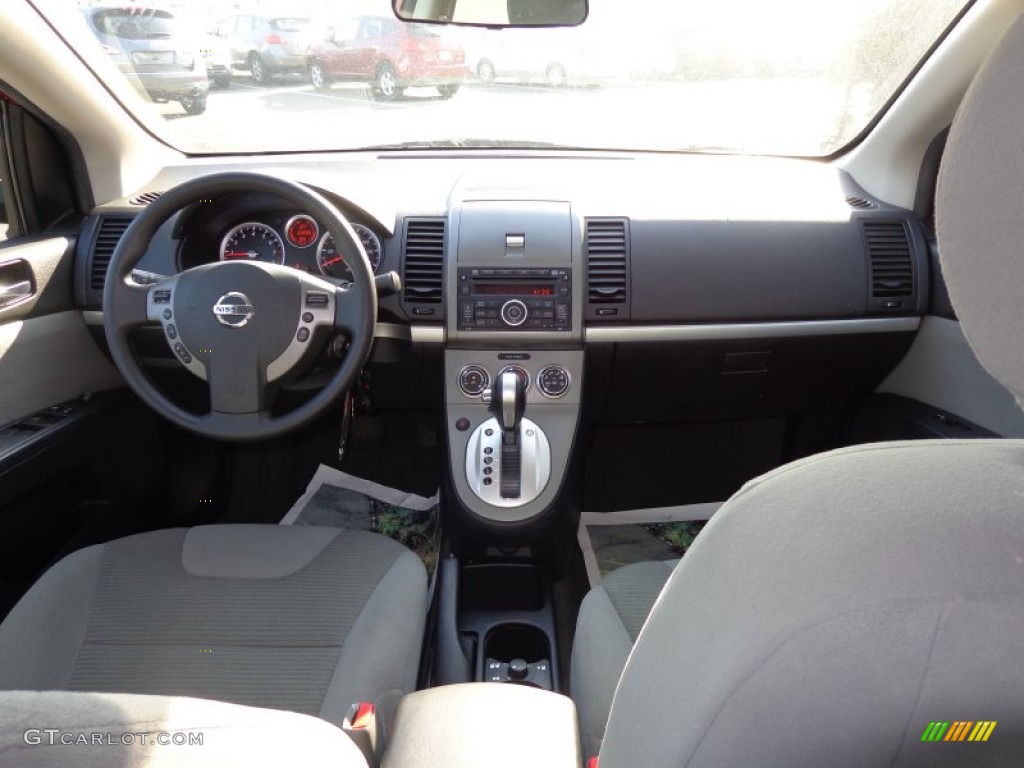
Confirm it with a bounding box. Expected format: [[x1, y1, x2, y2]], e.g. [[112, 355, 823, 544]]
[[382, 683, 581, 768], [436, 560, 561, 690]]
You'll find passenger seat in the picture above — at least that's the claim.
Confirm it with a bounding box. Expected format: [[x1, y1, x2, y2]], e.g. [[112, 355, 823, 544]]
[[570, 560, 676, 757]]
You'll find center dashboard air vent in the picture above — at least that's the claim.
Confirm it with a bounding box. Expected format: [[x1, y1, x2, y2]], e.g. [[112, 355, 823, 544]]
[[89, 215, 134, 292], [401, 218, 446, 311], [585, 218, 630, 321], [863, 219, 915, 311]]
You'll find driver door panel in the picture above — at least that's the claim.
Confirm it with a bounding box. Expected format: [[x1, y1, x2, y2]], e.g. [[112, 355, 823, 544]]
[[0, 236, 121, 426]]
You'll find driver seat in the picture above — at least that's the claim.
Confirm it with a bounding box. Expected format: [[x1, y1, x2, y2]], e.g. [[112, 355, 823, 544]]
[[0, 524, 426, 733]]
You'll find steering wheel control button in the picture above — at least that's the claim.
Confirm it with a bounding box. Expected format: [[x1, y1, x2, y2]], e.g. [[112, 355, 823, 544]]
[[153, 289, 171, 303], [173, 342, 192, 363], [306, 292, 330, 308], [458, 365, 490, 397], [302, 311, 314, 323], [212, 292, 256, 328], [500, 299, 528, 327], [455, 417, 471, 432], [166, 324, 177, 339], [297, 327, 310, 342], [162, 308, 173, 320], [538, 365, 571, 398]]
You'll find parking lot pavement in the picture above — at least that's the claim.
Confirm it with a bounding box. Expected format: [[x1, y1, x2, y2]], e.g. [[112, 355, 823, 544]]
[[157, 74, 850, 156]]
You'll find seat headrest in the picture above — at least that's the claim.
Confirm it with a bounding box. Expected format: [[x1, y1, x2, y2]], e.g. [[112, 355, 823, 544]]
[[937, 13, 1024, 406]]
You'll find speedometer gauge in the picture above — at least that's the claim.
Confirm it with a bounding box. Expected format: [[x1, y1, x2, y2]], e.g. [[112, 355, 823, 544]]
[[220, 223, 286, 264], [316, 224, 382, 282]]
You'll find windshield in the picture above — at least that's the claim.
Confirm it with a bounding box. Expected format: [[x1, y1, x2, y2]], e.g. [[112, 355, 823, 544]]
[[39, 0, 969, 156]]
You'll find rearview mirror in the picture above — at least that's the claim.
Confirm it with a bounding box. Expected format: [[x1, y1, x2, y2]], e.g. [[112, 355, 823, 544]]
[[393, 0, 587, 27]]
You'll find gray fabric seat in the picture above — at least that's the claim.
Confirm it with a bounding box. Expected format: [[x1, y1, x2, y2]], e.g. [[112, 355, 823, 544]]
[[578, 13, 1024, 766], [570, 561, 674, 757], [0, 690, 370, 767], [0, 525, 427, 733]]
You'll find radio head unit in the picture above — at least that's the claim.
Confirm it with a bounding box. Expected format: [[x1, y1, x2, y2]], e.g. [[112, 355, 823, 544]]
[[457, 267, 571, 331]]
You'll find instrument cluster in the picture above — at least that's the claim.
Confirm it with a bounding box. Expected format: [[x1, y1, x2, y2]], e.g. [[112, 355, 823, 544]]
[[215, 211, 382, 283]]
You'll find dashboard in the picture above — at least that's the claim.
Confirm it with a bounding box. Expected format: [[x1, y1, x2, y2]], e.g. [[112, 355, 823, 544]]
[[74, 152, 929, 434], [69, 151, 933, 519]]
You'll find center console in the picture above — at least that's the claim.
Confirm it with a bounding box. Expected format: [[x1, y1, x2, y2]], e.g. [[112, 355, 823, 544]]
[[444, 199, 584, 524], [435, 196, 585, 695]]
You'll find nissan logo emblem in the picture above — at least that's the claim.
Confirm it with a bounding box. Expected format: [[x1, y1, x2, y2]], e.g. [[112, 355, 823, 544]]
[[212, 292, 256, 328]]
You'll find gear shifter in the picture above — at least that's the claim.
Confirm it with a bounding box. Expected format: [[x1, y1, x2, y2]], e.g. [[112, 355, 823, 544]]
[[491, 370, 526, 440], [489, 371, 527, 498]]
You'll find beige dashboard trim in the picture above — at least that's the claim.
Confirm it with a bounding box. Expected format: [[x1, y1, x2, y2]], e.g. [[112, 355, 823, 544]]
[[83, 313, 916, 343], [585, 317, 921, 343]]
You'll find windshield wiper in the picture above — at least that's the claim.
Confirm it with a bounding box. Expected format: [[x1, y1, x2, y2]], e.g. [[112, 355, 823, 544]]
[[365, 139, 573, 150]]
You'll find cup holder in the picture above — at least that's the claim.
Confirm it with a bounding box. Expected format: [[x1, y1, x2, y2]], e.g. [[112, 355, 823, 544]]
[[483, 624, 552, 689]]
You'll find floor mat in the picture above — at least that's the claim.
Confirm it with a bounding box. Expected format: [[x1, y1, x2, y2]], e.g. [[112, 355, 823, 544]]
[[281, 465, 440, 575], [578, 503, 722, 586]]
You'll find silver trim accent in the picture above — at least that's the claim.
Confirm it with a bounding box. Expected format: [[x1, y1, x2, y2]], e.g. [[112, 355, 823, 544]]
[[212, 292, 256, 328], [315, 232, 352, 281], [537, 365, 572, 399], [266, 278, 336, 382], [219, 222, 286, 264], [465, 416, 551, 508], [458, 365, 490, 397], [351, 223, 383, 274], [83, 311, 446, 344], [500, 372, 517, 429], [83, 314, 913, 344], [144, 276, 207, 380], [500, 299, 529, 327], [284, 214, 319, 249], [497, 364, 531, 393], [585, 317, 921, 342]]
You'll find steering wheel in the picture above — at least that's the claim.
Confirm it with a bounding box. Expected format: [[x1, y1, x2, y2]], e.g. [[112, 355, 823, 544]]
[[102, 172, 377, 441]]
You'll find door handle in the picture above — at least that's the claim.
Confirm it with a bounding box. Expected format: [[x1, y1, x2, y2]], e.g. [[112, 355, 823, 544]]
[[0, 279, 31, 307], [0, 259, 34, 309]]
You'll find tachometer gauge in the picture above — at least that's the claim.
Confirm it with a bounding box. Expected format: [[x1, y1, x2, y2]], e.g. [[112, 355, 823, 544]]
[[316, 225, 382, 281], [220, 222, 286, 264], [316, 233, 355, 282], [285, 214, 319, 248], [351, 224, 382, 273]]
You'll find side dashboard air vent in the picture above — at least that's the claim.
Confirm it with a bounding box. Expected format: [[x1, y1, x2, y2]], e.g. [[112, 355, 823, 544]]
[[129, 191, 164, 206], [845, 195, 876, 210], [585, 218, 629, 310], [402, 218, 445, 304], [90, 215, 134, 291], [863, 220, 914, 303]]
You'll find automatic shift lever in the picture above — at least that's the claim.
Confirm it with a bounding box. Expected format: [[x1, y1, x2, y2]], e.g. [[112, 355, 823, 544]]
[[489, 371, 526, 498], [491, 371, 526, 441]]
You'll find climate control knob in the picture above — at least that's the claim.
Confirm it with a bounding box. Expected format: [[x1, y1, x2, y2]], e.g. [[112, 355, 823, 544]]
[[537, 365, 571, 398], [500, 299, 529, 327], [458, 365, 490, 397]]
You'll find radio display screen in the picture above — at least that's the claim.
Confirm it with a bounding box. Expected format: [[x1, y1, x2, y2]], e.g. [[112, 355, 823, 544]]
[[472, 282, 555, 296]]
